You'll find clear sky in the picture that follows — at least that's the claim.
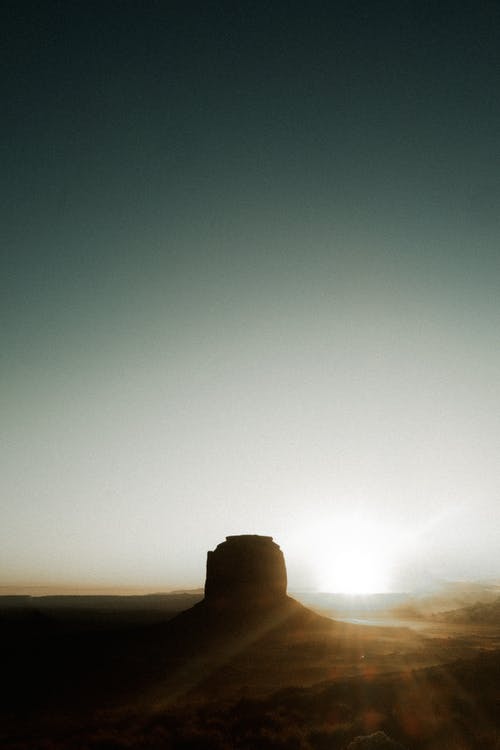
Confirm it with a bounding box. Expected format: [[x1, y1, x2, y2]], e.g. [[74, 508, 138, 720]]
[[2, 1, 499, 593]]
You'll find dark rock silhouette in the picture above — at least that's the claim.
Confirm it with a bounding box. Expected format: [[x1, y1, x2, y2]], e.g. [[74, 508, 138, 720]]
[[167, 533, 305, 655], [204, 535, 287, 609]]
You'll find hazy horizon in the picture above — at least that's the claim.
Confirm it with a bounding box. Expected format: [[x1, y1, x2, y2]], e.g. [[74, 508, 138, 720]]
[[3, 574, 500, 599], [2, 2, 499, 596]]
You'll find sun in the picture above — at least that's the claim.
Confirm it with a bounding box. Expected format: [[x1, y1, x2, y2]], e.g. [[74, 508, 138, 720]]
[[317, 547, 389, 594], [309, 516, 393, 594]]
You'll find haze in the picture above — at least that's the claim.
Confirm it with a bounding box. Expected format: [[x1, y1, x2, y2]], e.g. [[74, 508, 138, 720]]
[[2, 2, 499, 594]]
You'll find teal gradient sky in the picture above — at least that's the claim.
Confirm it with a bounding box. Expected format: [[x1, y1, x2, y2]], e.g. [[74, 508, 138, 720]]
[[2, 1, 499, 592]]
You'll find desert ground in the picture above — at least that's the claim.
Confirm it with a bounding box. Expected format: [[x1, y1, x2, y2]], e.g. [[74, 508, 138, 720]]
[[1, 589, 499, 749]]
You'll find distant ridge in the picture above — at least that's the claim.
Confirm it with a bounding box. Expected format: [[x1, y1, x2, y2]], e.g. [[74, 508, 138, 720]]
[[437, 595, 500, 624]]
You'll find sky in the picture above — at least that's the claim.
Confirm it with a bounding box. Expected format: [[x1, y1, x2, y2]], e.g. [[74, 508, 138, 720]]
[[2, 0, 500, 594]]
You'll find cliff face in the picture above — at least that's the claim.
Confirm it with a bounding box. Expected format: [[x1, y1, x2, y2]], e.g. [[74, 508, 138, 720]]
[[204, 535, 287, 609]]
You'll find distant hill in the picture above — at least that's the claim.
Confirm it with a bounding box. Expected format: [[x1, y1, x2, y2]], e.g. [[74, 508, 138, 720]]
[[293, 591, 411, 618], [0, 591, 204, 629], [436, 596, 500, 624], [386, 582, 500, 620]]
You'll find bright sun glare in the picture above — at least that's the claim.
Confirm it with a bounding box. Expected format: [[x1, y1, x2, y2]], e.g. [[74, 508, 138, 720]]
[[308, 517, 393, 594]]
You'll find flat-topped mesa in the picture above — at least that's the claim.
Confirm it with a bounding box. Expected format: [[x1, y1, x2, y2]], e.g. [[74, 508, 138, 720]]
[[204, 535, 287, 609]]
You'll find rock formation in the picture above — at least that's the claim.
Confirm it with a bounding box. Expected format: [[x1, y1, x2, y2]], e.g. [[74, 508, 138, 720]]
[[204, 535, 287, 609]]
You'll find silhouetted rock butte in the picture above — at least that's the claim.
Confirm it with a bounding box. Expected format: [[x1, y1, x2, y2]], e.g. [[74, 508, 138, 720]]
[[204, 535, 287, 609]]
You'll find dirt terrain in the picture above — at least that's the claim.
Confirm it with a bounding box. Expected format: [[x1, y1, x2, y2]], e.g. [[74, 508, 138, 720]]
[[1, 594, 499, 749]]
